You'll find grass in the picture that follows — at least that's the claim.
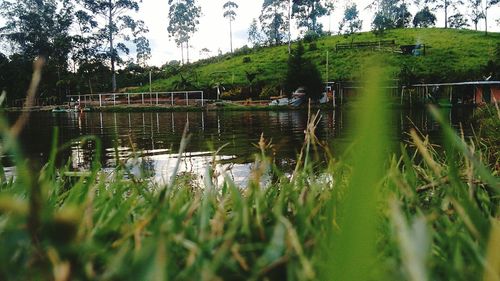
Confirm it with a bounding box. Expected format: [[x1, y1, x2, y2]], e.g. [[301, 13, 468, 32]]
[[142, 28, 500, 93], [0, 62, 499, 280]]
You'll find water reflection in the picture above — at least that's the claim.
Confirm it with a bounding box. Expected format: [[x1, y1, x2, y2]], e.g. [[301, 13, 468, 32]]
[[7, 108, 474, 185]]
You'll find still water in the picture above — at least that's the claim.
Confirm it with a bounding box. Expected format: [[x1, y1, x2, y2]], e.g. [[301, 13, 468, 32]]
[[6, 108, 474, 185]]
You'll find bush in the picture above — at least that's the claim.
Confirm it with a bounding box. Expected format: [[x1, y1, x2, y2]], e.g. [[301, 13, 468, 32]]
[[259, 84, 280, 99], [220, 88, 242, 100], [242, 56, 252, 63], [303, 30, 320, 43], [308, 42, 318, 51]]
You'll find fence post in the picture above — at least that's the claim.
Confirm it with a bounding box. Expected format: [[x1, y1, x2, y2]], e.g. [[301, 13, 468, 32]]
[[156, 92, 159, 105], [142, 93, 144, 104], [99, 94, 102, 107], [113, 94, 116, 106], [171, 93, 174, 106], [201, 91, 204, 107], [186, 92, 188, 106], [128, 94, 130, 105]]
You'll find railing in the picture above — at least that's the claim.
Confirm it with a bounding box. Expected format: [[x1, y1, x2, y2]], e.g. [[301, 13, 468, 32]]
[[67, 91, 205, 107], [335, 40, 396, 51]]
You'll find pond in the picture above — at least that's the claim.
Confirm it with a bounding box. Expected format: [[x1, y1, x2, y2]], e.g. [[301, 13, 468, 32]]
[[5, 107, 475, 185]]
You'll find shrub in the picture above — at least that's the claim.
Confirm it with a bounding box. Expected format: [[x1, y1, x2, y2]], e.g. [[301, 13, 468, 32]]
[[308, 42, 318, 51], [303, 30, 320, 43], [259, 84, 280, 99], [242, 56, 252, 63], [220, 88, 241, 100]]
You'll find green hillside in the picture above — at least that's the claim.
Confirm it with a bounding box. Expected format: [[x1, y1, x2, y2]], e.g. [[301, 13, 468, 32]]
[[145, 28, 500, 95]]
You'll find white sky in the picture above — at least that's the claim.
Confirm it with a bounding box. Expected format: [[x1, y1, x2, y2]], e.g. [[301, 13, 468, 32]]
[[0, 0, 499, 66], [139, 0, 500, 66]]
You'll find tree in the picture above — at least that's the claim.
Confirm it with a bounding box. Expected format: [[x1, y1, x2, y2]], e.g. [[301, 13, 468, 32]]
[[372, 13, 393, 35], [448, 13, 470, 28], [135, 36, 151, 67], [291, 0, 334, 34], [484, 0, 500, 34], [393, 3, 412, 28], [339, 4, 362, 36], [0, 0, 74, 101], [467, 0, 484, 30], [259, 0, 289, 46], [420, 0, 463, 28], [284, 42, 323, 100], [199, 48, 211, 58], [413, 7, 437, 27], [370, 0, 412, 34], [167, 0, 201, 64], [248, 18, 264, 46], [77, 0, 150, 92], [223, 1, 238, 53]]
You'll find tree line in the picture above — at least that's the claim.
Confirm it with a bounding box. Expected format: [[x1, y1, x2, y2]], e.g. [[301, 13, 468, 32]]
[[0, 0, 499, 106], [0, 0, 150, 106]]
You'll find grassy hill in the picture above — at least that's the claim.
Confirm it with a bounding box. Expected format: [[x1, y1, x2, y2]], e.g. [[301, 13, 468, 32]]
[[144, 28, 500, 97]]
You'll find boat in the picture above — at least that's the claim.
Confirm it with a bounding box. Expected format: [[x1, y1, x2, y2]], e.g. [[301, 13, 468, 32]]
[[52, 107, 78, 113], [269, 96, 289, 106], [289, 88, 306, 107]]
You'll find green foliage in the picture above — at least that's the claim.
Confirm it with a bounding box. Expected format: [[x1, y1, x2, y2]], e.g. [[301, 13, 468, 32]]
[[448, 13, 470, 29], [144, 29, 500, 95], [292, 0, 334, 34], [259, 0, 289, 45], [370, 0, 412, 34], [303, 30, 321, 42], [248, 18, 265, 47], [284, 42, 323, 100], [79, 0, 149, 91], [223, 1, 239, 53], [308, 42, 318, 51], [413, 7, 437, 28], [339, 3, 363, 36], [259, 84, 280, 98]]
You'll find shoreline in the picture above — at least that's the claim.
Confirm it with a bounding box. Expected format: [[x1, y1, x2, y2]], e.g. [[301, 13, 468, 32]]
[[1, 103, 479, 113]]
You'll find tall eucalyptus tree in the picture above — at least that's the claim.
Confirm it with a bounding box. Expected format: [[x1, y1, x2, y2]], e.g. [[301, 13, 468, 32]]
[[291, 0, 334, 34], [223, 1, 238, 53], [259, 0, 289, 46], [484, 0, 499, 34], [76, 0, 149, 92], [167, 0, 201, 64]]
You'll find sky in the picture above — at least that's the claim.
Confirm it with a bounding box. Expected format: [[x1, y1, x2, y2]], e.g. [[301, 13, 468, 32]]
[[138, 0, 500, 66], [0, 0, 499, 66]]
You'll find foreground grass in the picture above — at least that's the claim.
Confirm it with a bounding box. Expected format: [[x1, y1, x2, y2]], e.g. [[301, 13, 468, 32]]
[[0, 68, 499, 280]]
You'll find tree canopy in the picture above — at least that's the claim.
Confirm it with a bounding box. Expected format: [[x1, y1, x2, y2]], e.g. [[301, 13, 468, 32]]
[[284, 42, 323, 100], [259, 0, 289, 46], [292, 0, 334, 34]]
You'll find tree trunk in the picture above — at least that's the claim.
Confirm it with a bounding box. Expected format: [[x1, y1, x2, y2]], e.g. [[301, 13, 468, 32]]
[[229, 19, 233, 53], [485, 7, 488, 35], [88, 78, 93, 95], [186, 40, 190, 63], [181, 43, 184, 65], [444, 0, 448, 28], [109, 0, 116, 92]]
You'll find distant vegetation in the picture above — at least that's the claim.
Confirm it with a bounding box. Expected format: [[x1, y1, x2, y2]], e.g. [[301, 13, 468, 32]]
[[0, 0, 499, 105], [140, 28, 500, 99]]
